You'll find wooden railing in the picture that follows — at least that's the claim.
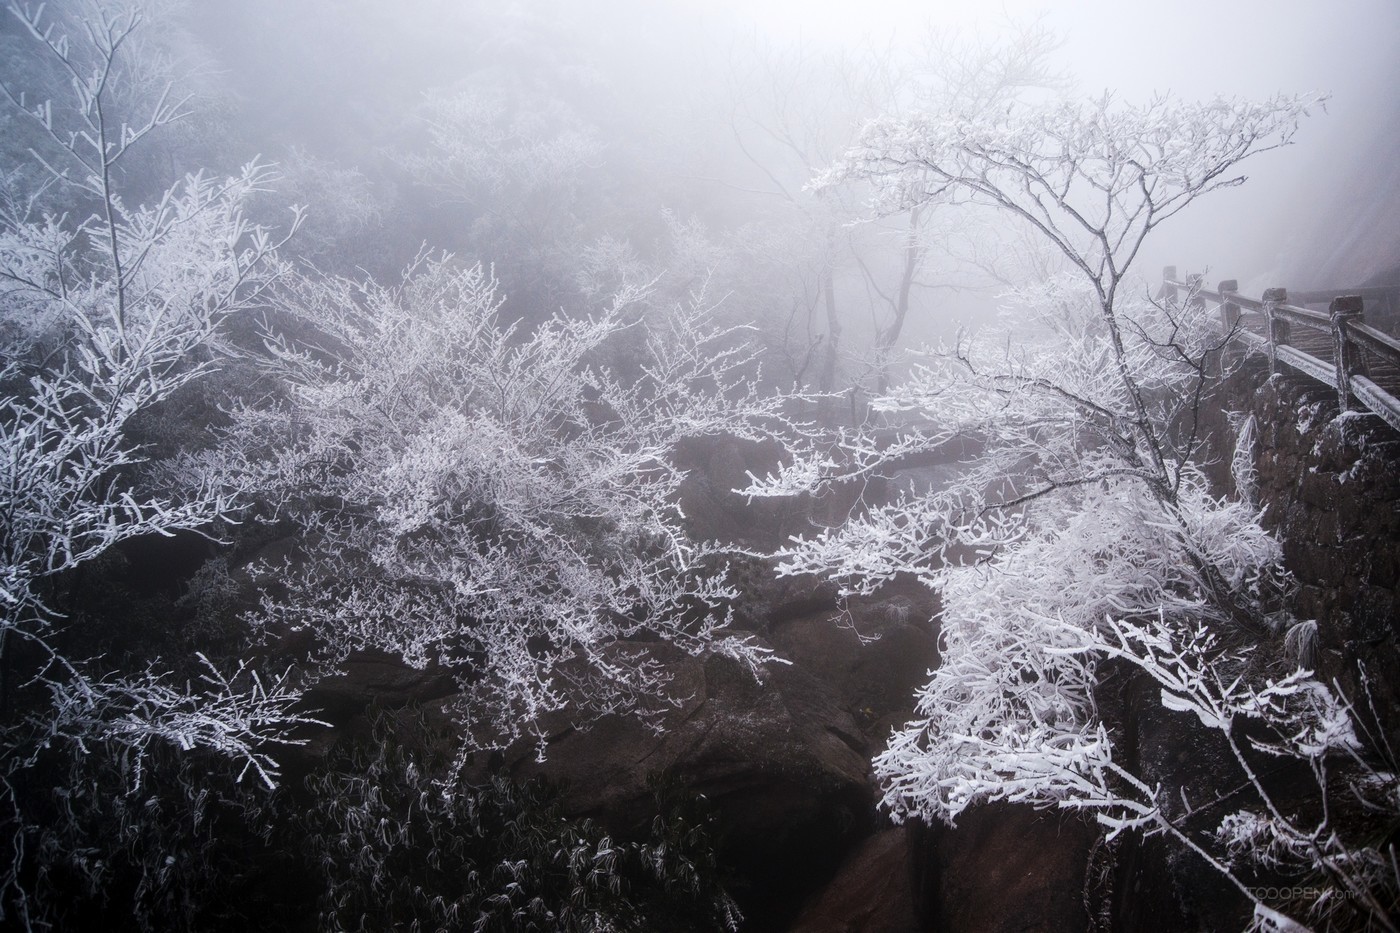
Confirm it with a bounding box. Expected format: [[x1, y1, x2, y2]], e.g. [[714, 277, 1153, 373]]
[[1162, 267, 1400, 434]]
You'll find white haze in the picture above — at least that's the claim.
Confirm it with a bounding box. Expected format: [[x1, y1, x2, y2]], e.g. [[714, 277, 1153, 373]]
[[179, 0, 1399, 350], [703, 0, 1400, 291]]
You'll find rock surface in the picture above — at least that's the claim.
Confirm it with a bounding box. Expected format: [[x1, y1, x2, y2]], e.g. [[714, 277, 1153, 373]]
[[786, 828, 925, 933], [767, 579, 941, 749], [923, 804, 1098, 933]]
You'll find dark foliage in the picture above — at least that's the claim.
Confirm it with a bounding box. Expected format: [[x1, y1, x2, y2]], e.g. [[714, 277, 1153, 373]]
[[302, 710, 741, 933]]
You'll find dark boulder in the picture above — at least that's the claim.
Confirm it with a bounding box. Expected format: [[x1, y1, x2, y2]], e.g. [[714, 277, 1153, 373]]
[[767, 579, 940, 749]]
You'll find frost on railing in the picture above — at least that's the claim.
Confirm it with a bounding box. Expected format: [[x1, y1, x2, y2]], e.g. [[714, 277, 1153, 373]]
[[1162, 268, 1400, 434]]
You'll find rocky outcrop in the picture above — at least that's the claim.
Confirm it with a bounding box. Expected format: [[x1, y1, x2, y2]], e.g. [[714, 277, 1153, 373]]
[[473, 574, 941, 931], [264, 391, 1400, 933], [766, 580, 941, 751], [925, 804, 1100, 933]]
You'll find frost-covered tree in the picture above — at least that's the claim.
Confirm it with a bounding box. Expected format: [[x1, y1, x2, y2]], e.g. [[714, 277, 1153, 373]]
[[744, 93, 1398, 930], [721, 22, 1069, 409], [811, 93, 1321, 571], [0, 3, 312, 926], [189, 256, 794, 758]]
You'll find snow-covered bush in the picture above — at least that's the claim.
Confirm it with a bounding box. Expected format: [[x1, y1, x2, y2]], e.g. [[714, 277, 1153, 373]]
[[304, 711, 741, 933], [193, 256, 794, 755]]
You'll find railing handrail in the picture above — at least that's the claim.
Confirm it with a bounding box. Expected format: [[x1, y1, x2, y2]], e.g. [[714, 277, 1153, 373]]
[[1168, 279, 1334, 327], [1290, 286, 1400, 305], [1162, 266, 1400, 435], [1350, 320, 1400, 358]]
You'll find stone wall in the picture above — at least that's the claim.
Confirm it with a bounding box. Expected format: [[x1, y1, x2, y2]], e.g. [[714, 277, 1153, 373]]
[[1239, 365, 1400, 729]]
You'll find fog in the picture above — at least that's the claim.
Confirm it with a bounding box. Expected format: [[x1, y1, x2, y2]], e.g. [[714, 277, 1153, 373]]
[[12, 0, 1397, 371], [675, 0, 1400, 294]]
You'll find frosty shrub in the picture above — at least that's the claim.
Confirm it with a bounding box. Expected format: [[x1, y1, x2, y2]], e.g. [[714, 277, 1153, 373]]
[[194, 256, 794, 755], [304, 710, 741, 933]]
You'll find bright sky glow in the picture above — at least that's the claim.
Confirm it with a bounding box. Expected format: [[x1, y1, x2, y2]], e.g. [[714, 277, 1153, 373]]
[[688, 0, 1399, 286]]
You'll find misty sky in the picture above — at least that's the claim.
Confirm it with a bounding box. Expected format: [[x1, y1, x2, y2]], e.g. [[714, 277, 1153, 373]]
[[182, 0, 1399, 322], [697, 0, 1400, 289]]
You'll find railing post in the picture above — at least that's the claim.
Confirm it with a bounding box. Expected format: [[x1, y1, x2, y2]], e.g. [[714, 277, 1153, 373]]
[[1161, 266, 1178, 305], [1186, 273, 1204, 304], [1263, 287, 1288, 376], [1217, 279, 1240, 371], [1329, 294, 1365, 411], [1217, 279, 1241, 334]]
